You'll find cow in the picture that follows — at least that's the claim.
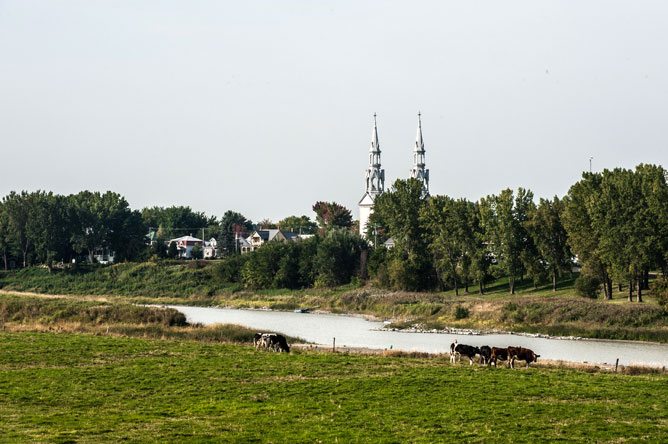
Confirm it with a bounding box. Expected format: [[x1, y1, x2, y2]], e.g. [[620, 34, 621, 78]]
[[507, 346, 539, 368], [489, 347, 510, 367], [264, 334, 290, 353], [253, 332, 264, 348], [450, 342, 481, 365], [479, 345, 492, 365]]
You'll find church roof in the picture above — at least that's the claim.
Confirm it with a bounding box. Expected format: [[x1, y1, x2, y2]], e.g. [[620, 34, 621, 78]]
[[415, 112, 425, 152], [370, 113, 380, 153]]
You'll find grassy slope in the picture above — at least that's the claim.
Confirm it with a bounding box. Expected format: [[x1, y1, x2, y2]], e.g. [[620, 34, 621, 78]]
[[0, 293, 305, 345], [0, 331, 667, 443], [2, 263, 667, 342]]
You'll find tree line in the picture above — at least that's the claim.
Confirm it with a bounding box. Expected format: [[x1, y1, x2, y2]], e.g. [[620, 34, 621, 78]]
[[0, 190, 345, 269], [2, 163, 667, 302], [366, 164, 668, 301]]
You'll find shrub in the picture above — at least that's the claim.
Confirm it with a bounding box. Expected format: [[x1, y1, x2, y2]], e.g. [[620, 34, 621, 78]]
[[575, 274, 601, 299], [454, 306, 469, 320], [649, 278, 668, 312]]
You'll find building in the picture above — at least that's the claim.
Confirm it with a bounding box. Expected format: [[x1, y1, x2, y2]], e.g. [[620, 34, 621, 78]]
[[203, 238, 218, 259], [168, 235, 204, 259], [358, 113, 385, 237], [359, 113, 430, 239], [240, 229, 300, 254], [409, 112, 430, 198]]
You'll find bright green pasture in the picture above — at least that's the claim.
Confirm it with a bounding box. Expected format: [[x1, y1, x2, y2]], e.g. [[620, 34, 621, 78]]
[[1, 332, 667, 443]]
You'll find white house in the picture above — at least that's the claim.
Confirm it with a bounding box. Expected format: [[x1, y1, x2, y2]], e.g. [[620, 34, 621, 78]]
[[168, 235, 204, 259]]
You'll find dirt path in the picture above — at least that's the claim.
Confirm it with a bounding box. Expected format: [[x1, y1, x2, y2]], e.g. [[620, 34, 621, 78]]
[[0, 289, 111, 302]]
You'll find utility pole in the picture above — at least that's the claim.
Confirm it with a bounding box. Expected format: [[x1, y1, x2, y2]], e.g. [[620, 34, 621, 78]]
[[589, 156, 593, 173]]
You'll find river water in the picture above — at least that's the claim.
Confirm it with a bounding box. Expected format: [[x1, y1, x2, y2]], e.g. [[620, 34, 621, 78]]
[[167, 305, 668, 367]]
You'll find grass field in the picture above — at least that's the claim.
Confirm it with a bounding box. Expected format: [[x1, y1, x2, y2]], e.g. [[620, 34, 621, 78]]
[[2, 263, 667, 343], [1, 331, 667, 443]]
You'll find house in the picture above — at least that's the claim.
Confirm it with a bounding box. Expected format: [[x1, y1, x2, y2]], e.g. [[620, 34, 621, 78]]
[[168, 235, 204, 259], [383, 237, 395, 249], [203, 238, 217, 259], [93, 248, 115, 264], [241, 229, 300, 254]]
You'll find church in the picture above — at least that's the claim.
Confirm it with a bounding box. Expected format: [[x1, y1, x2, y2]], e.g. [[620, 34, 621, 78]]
[[358, 113, 430, 237]]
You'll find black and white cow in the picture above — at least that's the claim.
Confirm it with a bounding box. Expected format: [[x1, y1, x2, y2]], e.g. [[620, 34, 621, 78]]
[[450, 342, 481, 365], [255, 333, 290, 353], [264, 334, 290, 353], [479, 345, 492, 365]]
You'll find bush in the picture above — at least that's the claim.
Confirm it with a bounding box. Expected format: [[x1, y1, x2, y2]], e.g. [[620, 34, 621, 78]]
[[575, 274, 601, 299], [454, 306, 469, 320], [649, 278, 668, 312]]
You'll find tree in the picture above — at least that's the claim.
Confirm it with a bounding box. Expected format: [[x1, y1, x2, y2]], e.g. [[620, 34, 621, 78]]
[[167, 241, 178, 258], [313, 229, 368, 287], [257, 219, 276, 229], [277, 215, 317, 234], [312, 201, 353, 231], [3, 191, 35, 267], [563, 172, 612, 299], [141, 206, 215, 239], [372, 179, 434, 290], [29, 192, 71, 270], [526, 197, 572, 291], [0, 202, 11, 270], [470, 202, 492, 294], [69, 191, 136, 263], [420, 196, 473, 294], [191, 244, 203, 260], [479, 188, 533, 295], [218, 211, 254, 256]]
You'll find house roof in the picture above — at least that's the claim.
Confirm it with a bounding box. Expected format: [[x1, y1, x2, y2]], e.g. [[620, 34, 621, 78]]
[[251, 229, 299, 243], [170, 235, 203, 242]]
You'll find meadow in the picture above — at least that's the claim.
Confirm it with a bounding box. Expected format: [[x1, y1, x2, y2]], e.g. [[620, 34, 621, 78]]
[[2, 262, 667, 342], [0, 330, 667, 443]]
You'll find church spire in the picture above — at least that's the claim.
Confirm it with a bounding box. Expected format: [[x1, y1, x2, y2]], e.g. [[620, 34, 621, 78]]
[[371, 112, 380, 154], [359, 113, 385, 237], [410, 111, 429, 197], [365, 113, 384, 194]]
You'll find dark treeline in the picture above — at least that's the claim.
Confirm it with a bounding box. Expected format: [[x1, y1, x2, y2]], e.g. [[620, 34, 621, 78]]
[[0, 190, 146, 269], [2, 164, 668, 302]]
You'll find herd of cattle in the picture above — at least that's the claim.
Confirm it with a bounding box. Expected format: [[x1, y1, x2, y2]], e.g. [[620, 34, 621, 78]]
[[252, 334, 540, 369], [450, 341, 540, 368]]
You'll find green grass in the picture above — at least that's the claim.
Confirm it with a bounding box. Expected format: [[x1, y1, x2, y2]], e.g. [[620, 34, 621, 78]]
[[0, 331, 667, 443]]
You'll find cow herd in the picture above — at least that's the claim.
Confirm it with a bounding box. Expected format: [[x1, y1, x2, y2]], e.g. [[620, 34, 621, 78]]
[[254, 332, 290, 353], [251, 333, 540, 368], [450, 341, 540, 368]]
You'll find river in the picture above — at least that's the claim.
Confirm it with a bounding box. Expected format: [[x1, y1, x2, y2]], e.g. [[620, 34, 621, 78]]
[[167, 305, 668, 367]]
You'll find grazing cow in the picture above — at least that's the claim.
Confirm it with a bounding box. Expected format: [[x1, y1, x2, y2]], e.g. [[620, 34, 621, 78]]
[[450, 342, 481, 365], [479, 345, 492, 365], [264, 334, 290, 353], [507, 346, 539, 368], [489, 347, 510, 367], [253, 332, 264, 348]]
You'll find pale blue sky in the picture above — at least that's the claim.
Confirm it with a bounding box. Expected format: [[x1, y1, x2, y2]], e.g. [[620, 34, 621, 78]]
[[2, 1, 667, 222]]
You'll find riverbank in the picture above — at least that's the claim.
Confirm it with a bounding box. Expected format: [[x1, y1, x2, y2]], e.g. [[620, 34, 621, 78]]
[[2, 330, 667, 443], [2, 263, 667, 343]]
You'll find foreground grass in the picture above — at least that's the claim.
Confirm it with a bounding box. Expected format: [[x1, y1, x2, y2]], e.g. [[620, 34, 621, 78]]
[[2, 263, 667, 343], [0, 331, 667, 443]]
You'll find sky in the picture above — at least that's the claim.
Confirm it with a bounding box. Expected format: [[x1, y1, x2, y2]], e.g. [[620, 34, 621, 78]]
[[2, 1, 667, 223]]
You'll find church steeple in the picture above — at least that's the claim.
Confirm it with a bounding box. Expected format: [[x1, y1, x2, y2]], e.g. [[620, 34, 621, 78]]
[[359, 113, 385, 237], [410, 112, 429, 197], [365, 113, 385, 196]]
